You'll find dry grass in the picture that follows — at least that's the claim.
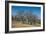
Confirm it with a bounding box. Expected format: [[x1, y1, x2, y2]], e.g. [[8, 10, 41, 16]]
[[12, 21, 41, 28]]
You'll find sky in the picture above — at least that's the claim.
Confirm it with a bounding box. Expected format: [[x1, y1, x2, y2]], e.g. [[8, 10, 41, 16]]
[[12, 6, 41, 19]]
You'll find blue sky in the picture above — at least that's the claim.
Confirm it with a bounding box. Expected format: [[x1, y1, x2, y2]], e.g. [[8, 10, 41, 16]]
[[12, 6, 41, 19]]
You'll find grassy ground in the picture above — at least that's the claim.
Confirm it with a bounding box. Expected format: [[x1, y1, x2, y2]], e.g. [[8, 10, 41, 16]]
[[12, 21, 41, 28]]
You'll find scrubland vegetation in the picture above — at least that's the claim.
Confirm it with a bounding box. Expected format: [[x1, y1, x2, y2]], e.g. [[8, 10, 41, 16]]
[[12, 11, 41, 28]]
